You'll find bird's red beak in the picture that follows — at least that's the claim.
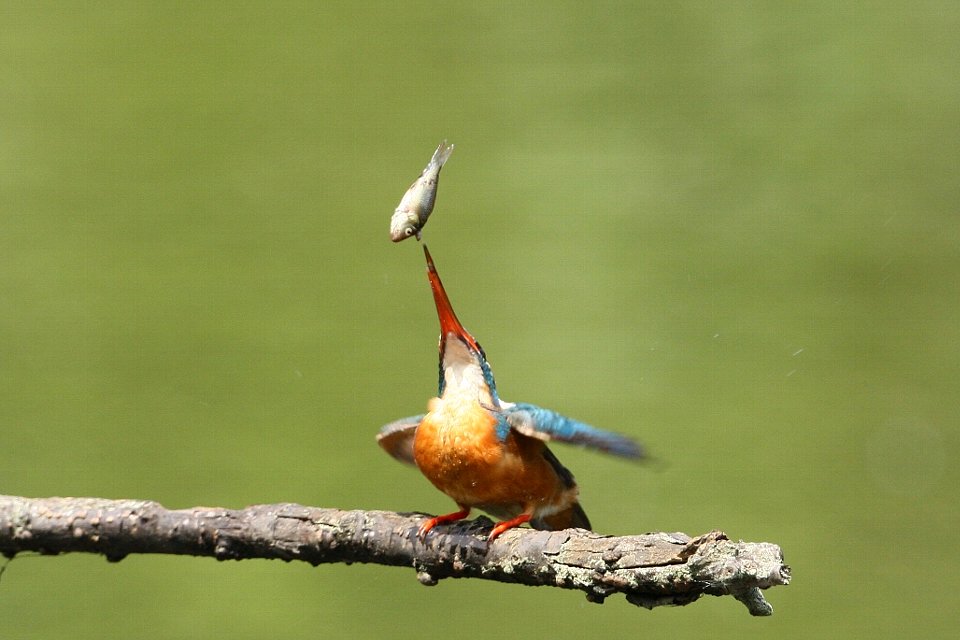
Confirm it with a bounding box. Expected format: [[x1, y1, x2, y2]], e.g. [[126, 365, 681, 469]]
[[423, 245, 482, 354]]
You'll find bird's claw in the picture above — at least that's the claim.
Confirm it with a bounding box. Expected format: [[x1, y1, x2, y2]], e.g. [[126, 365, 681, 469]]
[[486, 513, 532, 542], [416, 520, 436, 541], [416, 508, 471, 542]]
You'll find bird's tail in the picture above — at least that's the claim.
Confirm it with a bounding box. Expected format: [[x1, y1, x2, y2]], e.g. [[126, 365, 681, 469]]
[[531, 502, 591, 532]]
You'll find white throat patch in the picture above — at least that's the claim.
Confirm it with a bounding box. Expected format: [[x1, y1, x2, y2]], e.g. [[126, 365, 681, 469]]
[[441, 335, 492, 403]]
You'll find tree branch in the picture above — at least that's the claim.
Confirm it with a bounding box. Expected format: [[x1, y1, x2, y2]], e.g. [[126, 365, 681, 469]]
[[0, 495, 789, 615]]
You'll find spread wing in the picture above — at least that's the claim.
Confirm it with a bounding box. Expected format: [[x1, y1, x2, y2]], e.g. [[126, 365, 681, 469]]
[[376, 414, 424, 465], [498, 402, 643, 459]]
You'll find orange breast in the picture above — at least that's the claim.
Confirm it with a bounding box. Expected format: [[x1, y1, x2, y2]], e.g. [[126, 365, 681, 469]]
[[413, 396, 577, 519]]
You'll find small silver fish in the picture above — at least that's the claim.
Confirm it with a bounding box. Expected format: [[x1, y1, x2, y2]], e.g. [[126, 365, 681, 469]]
[[390, 140, 455, 242]]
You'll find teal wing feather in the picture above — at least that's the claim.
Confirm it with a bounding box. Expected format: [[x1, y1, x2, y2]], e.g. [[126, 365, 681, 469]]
[[376, 414, 424, 465], [500, 402, 643, 459]]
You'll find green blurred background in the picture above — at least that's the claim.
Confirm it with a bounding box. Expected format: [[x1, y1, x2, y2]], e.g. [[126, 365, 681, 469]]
[[2, 2, 958, 638]]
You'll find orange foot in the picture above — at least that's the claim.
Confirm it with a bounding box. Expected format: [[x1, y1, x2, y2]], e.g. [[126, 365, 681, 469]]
[[488, 513, 532, 542], [418, 506, 471, 540]]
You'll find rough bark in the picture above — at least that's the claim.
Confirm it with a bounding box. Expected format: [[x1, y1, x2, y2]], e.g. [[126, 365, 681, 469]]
[[0, 495, 789, 615]]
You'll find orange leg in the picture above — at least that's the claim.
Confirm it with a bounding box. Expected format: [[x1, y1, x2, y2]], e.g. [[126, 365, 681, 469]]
[[418, 505, 471, 540], [488, 513, 532, 542]]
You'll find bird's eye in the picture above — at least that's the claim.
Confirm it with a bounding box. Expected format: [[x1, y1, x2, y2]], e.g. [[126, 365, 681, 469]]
[[405, 228, 415, 236]]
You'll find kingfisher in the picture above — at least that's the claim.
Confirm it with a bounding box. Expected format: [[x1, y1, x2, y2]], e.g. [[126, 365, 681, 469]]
[[377, 246, 644, 542]]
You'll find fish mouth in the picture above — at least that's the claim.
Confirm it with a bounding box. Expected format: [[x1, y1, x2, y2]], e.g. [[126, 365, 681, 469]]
[[389, 219, 415, 243], [423, 245, 482, 354]]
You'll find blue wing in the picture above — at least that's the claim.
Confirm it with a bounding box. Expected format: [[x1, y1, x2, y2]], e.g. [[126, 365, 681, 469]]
[[499, 402, 643, 459], [376, 414, 424, 465]]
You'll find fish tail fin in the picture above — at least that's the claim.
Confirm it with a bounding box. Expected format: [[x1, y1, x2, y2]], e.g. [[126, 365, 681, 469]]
[[430, 140, 455, 168]]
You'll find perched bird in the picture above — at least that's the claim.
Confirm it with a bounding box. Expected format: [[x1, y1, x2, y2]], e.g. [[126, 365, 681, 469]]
[[377, 246, 643, 542], [389, 141, 455, 242]]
